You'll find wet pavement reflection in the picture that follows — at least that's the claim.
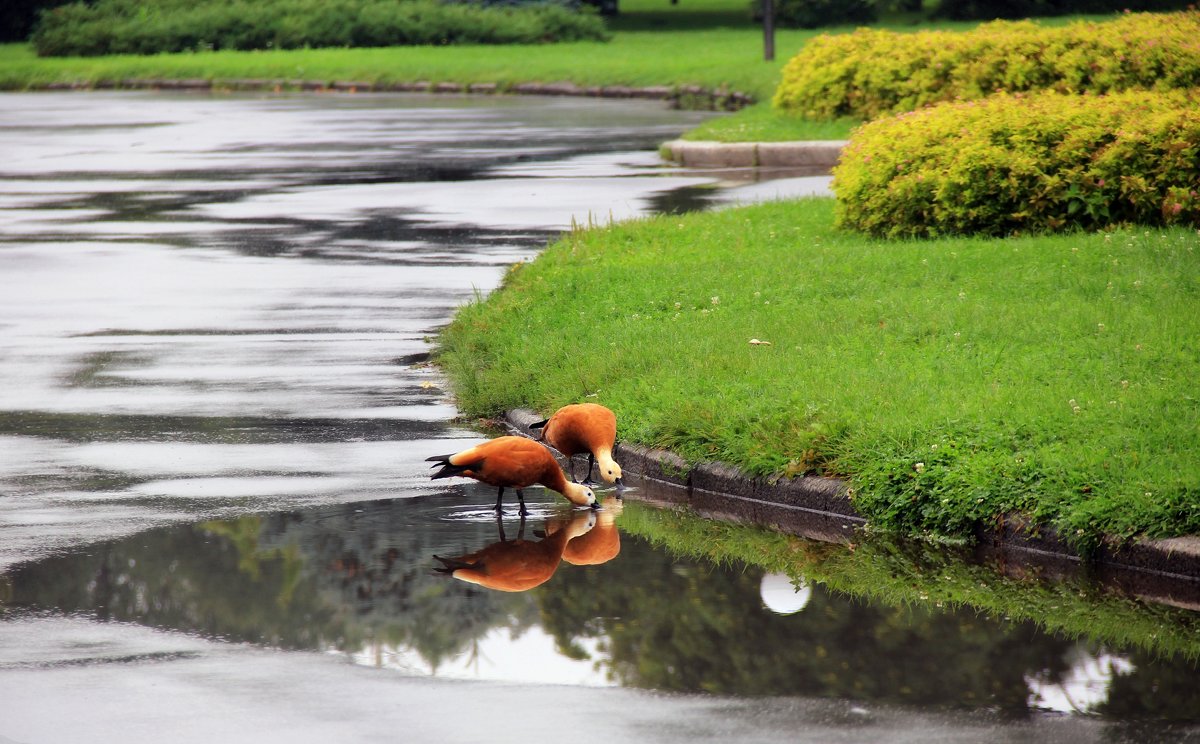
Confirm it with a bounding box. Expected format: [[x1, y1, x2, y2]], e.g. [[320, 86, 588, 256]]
[[4, 494, 1199, 724], [1, 91, 1196, 742]]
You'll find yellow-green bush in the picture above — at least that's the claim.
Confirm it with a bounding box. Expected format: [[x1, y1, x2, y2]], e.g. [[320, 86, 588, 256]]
[[831, 89, 1200, 237], [774, 11, 1200, 120]]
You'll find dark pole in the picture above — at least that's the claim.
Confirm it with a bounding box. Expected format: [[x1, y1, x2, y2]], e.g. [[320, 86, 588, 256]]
[[763, 0, 775, 61]]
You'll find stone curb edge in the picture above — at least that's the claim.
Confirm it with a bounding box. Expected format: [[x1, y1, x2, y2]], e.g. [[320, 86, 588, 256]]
[[27, 78, 754, 109], [660, 138, 847, 170], [503, 408, 1200, 593]]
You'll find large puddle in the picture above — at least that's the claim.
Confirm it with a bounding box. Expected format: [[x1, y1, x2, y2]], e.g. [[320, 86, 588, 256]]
[[0, 91, 1196, 742]]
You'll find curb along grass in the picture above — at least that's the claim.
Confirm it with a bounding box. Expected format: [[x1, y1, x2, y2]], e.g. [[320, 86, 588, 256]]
[[435, 197, 1200, 559], [504, 408, 1200, 597]]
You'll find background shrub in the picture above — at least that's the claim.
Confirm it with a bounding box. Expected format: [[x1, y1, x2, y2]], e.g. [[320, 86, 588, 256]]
[[831, 89, 1200, 237], [773, 11, 1200, 120], [933, 0, 1192, 21], [750, 0, 878, 29], [31, 0, 609, 56]]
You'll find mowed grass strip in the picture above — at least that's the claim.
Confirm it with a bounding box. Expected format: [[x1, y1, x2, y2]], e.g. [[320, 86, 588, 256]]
[[438, 199, 1200, 546], [679, 101, 859, 142], [0, 27, 821, 100]]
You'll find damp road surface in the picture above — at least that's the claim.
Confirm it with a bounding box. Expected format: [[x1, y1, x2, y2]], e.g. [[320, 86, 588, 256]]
[[1, 92, 1197, 744]]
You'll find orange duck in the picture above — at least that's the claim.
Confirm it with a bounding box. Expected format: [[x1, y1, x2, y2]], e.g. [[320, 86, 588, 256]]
[[531, 403, 623, 490], [426, 435, 597, 515], [433, 510, 597, 592]]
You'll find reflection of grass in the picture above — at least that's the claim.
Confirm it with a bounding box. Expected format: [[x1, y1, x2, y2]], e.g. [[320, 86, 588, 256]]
[[618, 501, 1200, 663], [437, 198, 1200, 548], [201, 517, 304, 607]]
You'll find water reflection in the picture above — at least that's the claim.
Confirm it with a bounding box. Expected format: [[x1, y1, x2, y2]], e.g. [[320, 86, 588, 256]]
[[759, 571, 812, 615], [434, 509, 598, 592], [2, 496, 1196, 721]]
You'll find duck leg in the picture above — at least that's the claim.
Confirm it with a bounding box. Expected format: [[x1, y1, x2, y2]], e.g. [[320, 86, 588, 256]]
[[582, 454, 597, 486], [494, 486, 506, 513], [516, 488, 529, 517]]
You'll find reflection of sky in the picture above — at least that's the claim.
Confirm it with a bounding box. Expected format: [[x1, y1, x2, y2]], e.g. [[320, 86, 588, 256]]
[[1026, 645, 1134, 714], [345, 627, 615, 687], [760, 571, 812, 615]]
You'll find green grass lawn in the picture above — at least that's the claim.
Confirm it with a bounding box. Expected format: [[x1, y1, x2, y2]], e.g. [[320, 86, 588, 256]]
[[0, 33, 800, 101], [0, 0, 1003, 106], [680, 100, 860, 141], [0, 0, 828, 102], [437, 198, 1200, 548]]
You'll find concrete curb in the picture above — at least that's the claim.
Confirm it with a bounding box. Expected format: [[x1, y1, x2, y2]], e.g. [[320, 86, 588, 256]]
[[29, 78, 755, 110], [660, 138, 847, 170], [503, 408, 1200, 608]]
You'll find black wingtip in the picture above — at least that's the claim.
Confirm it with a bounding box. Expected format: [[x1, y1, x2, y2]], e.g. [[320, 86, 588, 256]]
[[433, 555, 477, 573]]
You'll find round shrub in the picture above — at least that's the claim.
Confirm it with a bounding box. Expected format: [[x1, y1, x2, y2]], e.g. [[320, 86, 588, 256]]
[[773, 10, 1200, 121], [831, 89, 1200, 237]]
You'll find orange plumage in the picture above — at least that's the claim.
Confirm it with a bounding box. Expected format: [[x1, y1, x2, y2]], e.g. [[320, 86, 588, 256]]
[[555, 501, 622, 566], [533, 403, 623, 488], [427, 435, 596, 513]]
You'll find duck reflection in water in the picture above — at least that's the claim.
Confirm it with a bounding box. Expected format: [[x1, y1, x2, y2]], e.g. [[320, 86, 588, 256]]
[[550, 500, 622, 567], [433, 509, 599, 593]]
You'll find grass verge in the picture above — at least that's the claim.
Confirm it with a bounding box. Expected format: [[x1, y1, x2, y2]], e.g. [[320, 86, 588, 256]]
[[0, 28, 821, 101], [0, 0, 1009, 104], [436, 198, 1200, 548], [679, 100, 859, 141]]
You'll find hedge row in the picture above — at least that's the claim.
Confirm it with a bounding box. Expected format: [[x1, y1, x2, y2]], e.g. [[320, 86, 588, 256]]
[[32, 0, 609, 56], [773, 11, 1200, 120], [830, 89, 1200, 237]]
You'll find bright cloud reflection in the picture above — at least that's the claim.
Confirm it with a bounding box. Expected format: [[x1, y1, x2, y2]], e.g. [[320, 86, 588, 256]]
[[345, 626, 616, 687], [1026, 644, 1135, 714]]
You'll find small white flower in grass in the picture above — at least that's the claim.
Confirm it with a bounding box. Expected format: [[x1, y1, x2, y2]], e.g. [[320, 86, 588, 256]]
[[914, 462, 925, 473], [711, 296, 720, 305], [1121, 380, 1130, 388], [931, 444, 939, 450], [958, 291, 966, 300]]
